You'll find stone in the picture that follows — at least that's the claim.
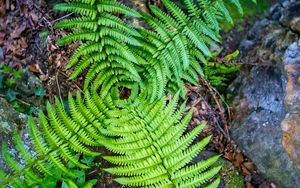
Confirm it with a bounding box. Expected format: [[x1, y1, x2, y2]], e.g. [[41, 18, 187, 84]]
[[269, 4, 282, 21], [279, 0, 300, 28], [284, 40, 300, 112], [0, 98, 34, 172], [16, 69, 43, 97], [230, 1, 300, 187], [291, 17, 300, 33], [281, 40, 300, 171], [281, 114, 300, 170]]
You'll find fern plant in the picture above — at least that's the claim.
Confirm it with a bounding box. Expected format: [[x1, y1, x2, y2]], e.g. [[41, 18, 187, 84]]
[[0, 92, 111, 187], [0, 91, 221, 188], [55, 0, 247, 101], [54, 0, 143, 98], [135, 0, 239, 99], [102, 93, 221, 187]]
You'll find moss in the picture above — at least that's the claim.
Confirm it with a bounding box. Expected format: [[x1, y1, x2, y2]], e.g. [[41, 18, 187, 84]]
[[226, 170, 244, 188], [217, 159, 244, 188]]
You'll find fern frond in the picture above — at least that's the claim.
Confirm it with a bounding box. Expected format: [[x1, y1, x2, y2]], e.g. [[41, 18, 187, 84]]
[[97, 0, 141, 17], [0, 92, 114, 187], [55, 0, 245, 100], [103, 96, 221, 187], [54, 3, 97, 19], [55, 17, 98, 31], [137, 0, 244, 97], [57, 30, 100, 45]]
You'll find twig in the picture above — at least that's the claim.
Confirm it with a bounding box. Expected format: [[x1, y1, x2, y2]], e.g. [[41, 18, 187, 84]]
[[58, 70, 84, 94], [87, 169, 98, 175], [196, 92, 228, 139], [199, 76, 231, 141], [0, 94, 31, 106], [51, 13, 74, 24], [55, 72, 64, 104]]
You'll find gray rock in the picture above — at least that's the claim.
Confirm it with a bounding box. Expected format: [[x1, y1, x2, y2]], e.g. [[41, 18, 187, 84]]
[[269, 4, 282, 21], [230, 0, 300, 187], [16, 69, 43, 97], [0, 98, 34, 173], [281, 40, 300, 171], [279, 0, 300, 28]]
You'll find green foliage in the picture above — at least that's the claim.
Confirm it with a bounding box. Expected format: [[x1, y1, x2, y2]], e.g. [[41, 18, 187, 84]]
[[55, 0, 245, 101], [0, 91, 221, 187], [54, 0, 142, 99], [204, 50, 241, 89], [0, 64, 22, 93], [0, 0, 252, 187], [0, 93, 105, 187], [222, 0, 270, 31], [0, 65, 45, 113], [103, 94, 221, 187]]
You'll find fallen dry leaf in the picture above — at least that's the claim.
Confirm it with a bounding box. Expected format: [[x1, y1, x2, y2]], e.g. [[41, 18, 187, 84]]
[[246, 182, 254, 188], [19, 37, 28, 48], [224, 151, 234, 161], [10, 23, 27, 39], [0, 2, 6, 18], [243, 161, 256, 172], [29, 11, 39, 23], [241, 163, 251, 176], [234, 151, 244, 166]]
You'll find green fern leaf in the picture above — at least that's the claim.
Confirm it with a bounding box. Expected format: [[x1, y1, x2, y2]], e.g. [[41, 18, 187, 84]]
[[103, 96, 221, 187]]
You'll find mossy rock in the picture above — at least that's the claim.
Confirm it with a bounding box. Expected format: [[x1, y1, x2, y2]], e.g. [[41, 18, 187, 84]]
[[217, 158, 244, 188]]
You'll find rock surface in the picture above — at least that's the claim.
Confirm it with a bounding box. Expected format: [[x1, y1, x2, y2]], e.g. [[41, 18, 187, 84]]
[[16, 69, 43, 97], [281, 40, 300, 171], [0, 98, 33, 172], [230, 0, 300, 187]]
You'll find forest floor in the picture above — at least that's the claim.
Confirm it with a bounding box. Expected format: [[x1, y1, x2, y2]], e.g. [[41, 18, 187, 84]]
[[0, 0, 275, 187]]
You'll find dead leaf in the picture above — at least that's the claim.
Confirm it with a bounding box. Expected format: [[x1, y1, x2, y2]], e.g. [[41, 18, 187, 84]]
[[19, 4, 28, 16], [241, 164, 251, 176], [0, 32, 5, 46], [10, 23, 27, 39], [192, 106, 199, 117], [0, 2, 6, 18], [243, 161, 255, 172], [246, 182, 254, 188], [19, 37, 28, 48], [234, 151, 244, 166], [29, 11, 39, 23], [224, 151, 234, 161], [6, 42, 16, 52], [49, 44, 57, 52], [29, 64, 40, 73]]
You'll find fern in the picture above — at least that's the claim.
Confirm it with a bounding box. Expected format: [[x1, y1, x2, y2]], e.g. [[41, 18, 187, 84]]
[[135, 0, 245, 99], [54, 0, 142, 97], [1, 91, 222, 187], [55, 0, 244, 100], [0, 92, 110, 187], [102, 93, 221, 187]]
